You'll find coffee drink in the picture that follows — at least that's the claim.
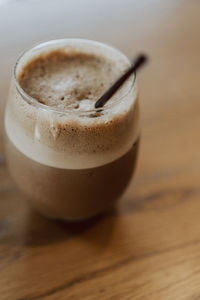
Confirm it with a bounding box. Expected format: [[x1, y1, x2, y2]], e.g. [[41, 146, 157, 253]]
[[5, 39, 139, 220]]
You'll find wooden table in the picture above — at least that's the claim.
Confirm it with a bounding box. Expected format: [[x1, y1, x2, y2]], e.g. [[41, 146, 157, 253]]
[[1, 0, 200, 299]]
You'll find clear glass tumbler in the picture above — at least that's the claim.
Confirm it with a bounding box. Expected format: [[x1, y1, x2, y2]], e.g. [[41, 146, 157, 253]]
[[4, 39, 139, 220]]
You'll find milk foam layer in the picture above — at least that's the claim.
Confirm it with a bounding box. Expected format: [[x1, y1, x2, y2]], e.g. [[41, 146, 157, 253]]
[[5, 39, 139, 169], [18, 51, 118, 111]]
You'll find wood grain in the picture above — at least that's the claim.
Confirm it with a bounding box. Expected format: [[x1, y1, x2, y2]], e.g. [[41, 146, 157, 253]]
[[1, 0, 200, 299]]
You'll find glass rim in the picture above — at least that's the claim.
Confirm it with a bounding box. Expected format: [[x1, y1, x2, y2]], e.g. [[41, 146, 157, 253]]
[[14, 38, 136, 115]]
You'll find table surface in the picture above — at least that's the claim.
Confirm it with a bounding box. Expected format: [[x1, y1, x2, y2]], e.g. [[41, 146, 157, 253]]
[[1, 0, 200, 299]]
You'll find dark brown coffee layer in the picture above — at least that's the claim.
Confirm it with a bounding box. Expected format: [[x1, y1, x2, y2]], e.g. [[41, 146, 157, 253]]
[[5, 133, 139, 219]]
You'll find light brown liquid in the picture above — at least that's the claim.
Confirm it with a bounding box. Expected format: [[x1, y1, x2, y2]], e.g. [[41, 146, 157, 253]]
[[5, 41, 139, 220], [5, 135, 139, 219]]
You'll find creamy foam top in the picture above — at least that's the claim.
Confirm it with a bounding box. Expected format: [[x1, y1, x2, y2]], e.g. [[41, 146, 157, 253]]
[[5, 40, 139, 169], [18, 51, 119, 112]]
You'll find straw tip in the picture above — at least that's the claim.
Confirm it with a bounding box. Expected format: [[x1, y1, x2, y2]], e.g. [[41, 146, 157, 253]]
[[137, 54, 148, 64]]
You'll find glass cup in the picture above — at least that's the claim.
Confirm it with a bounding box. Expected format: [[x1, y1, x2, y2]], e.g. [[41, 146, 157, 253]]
[[4, 39, 139, 220]]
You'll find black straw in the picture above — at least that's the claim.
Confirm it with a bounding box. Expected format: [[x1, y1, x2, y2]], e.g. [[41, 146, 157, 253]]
[[95, 54, 148, 109]]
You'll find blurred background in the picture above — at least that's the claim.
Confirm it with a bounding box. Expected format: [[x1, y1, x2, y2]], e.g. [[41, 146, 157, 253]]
[[1, 0, 199, 155]]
